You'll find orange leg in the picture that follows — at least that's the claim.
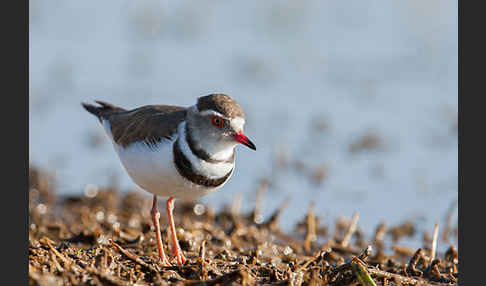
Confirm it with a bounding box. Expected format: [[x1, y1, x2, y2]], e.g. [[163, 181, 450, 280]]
[[151, 195, 171, 266], [166, 197, 187, 265]]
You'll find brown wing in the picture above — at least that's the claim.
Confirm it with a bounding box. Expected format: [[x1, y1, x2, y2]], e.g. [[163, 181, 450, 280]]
[[106, 105, 187, 148]]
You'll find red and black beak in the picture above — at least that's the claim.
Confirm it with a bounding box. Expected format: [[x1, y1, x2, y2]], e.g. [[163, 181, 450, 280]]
[[233, 133, 256, 150]]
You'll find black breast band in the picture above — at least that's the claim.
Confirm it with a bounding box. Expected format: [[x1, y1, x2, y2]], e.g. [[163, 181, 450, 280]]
[[173, 139, 233, 188]]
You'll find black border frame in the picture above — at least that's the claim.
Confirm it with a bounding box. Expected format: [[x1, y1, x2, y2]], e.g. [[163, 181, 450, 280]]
[[5, 0, 28, 282], [21, 0, 467, 284]]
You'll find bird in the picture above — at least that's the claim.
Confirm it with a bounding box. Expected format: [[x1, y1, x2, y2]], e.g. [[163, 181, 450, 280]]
[[81, 94, 256, 266]]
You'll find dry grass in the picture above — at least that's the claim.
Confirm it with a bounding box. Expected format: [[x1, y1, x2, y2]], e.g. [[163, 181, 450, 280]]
[[29, 165, 458, 285]]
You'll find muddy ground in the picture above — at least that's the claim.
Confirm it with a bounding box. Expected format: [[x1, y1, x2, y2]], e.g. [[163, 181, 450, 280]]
[[29, 165, 458, 285]]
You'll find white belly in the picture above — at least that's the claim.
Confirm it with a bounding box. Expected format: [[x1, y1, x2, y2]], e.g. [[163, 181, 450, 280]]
[[114, 140, 221, 200], [102, 120, 231, 200]]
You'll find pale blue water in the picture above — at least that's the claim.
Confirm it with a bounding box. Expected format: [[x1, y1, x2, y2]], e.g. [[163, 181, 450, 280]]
[[29, 0, 457, 250]]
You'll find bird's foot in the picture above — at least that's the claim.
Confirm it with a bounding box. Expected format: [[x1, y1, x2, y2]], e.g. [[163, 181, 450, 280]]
[[173, 248, 187, 265], [160, 255, 172, 267]]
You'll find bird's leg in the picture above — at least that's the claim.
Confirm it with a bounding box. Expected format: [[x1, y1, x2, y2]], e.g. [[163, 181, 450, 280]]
[[166, 197, 187, 265], [150, 195, 171, 266]]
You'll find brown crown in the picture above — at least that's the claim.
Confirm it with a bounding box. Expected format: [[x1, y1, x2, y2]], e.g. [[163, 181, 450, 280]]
[[196, 94, 245, 118]]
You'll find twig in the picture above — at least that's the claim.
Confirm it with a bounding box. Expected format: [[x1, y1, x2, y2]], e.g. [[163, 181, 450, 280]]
[[40, 237, 69, 265], [199, 240, 207, 261], [341, 212, 359, 247], [262, 198, 289, 231], [199, 240, 208, 280], [304, 201, 317, 253], [442, 200, 457, 243], [110, 239, 157, 272], [40, 236, 83, 273], [252, 180, 269, 224], [231, 193, 242, 219], [372, 222, 387, 258], [373, 222, 387, 243], [430, 222, 439, 262]]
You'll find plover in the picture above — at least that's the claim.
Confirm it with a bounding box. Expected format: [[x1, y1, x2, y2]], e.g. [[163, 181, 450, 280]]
[[82, 94, 255, 266]]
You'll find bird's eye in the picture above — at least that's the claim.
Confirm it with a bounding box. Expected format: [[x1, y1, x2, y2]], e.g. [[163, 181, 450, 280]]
[[210, 115, 224, 128]]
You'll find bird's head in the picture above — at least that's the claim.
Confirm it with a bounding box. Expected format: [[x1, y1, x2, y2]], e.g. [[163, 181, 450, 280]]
[[186, 94, 256, 159]]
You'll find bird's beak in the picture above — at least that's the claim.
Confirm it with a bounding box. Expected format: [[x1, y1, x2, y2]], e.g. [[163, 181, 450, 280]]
[[233, 133, 256, 150]]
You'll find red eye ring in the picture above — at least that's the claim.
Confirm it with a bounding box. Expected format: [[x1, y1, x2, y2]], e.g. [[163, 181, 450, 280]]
[[210, 115, 224, 128]]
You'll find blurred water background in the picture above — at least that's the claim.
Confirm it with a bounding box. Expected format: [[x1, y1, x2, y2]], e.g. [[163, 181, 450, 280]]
[[29, 1, 457, 249]]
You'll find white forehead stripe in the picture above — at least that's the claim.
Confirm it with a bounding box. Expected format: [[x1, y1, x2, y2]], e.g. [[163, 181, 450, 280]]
[[230, 117, 245, 131], [194, 105, 246, 130], [198, 109, 225, 118]]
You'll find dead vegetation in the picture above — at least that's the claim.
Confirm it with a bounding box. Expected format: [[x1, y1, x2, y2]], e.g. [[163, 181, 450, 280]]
[[29, 165, 458, 285]]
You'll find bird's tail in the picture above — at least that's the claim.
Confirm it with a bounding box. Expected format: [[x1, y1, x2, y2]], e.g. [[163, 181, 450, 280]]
[[81, 100, 125, 122]]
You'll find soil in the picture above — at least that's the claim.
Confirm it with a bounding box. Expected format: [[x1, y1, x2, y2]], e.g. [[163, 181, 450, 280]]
[[29, 165, 458, 285]]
